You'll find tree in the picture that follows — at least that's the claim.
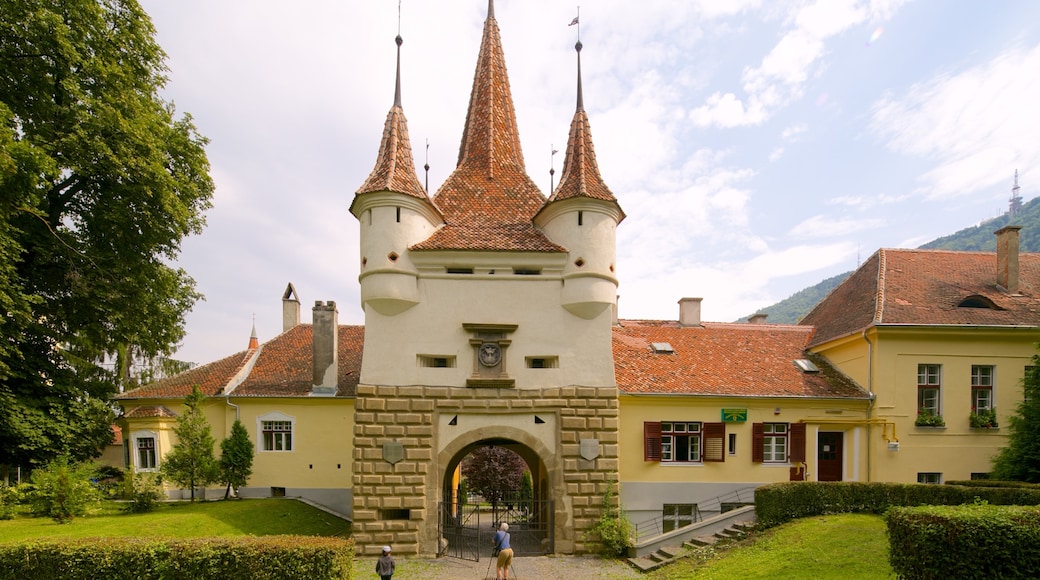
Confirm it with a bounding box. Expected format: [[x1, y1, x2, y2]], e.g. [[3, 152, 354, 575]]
[[461, 446, 528, 504], [27, 456, 100, 523], [161, 386, 218, 501], [991, 359, 1040, 482], [0, 0, 213, 470], [219, 419, 254, 499]]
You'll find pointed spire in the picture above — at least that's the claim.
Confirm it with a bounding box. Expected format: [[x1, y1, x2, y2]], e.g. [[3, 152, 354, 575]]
[[544, 40, 625, 220], [248, 316, 259, 350], [454, 0, 526, 176], [355, 33, 428, 200]]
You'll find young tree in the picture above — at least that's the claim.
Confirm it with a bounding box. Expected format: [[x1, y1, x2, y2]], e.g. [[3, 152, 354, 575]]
[[28, 456, 100, 523], [219, 419, 254, 499], [0, 0, 213, 469], [461, 446, 528, 504], [992, 359, 1040, 482], [161, 386, 218, 501]]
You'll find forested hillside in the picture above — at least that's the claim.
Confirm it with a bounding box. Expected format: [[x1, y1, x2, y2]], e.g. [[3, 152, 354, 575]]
[[747, 196, 1040, 324]]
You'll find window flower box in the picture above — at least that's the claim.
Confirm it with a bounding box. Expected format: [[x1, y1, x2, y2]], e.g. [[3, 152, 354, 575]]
[[915, 409, 946, 427], [969, 407, 998, 429]]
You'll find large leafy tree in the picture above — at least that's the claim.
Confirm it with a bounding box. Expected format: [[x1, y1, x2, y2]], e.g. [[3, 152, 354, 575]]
[[161, 386, 218, 501], [218, 419, 254, 499], [991, 358, 1040, 482], [0, 0, 213, 470], [461, 446, 528, 504]]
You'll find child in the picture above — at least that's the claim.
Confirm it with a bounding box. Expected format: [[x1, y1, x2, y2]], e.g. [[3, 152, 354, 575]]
[[376, 545, 395, 580]]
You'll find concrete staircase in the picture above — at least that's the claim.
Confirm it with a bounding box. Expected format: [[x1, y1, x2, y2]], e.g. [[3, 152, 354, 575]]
[[627, 521, 755, 573]]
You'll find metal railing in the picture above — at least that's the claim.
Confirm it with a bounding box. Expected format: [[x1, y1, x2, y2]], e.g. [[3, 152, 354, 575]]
[[630, 486, 757, 541]]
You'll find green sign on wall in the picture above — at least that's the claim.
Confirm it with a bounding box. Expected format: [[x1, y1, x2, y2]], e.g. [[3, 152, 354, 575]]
[[721, 408, 748, 422]]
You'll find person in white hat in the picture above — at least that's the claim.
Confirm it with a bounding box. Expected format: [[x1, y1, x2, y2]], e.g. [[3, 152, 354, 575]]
[[376, 545, 395, 580]]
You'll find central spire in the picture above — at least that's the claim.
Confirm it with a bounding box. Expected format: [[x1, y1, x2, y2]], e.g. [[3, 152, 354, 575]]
[[455, 0, 526, 176]]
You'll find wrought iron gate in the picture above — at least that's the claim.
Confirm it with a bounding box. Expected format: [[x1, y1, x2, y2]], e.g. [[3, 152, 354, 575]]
[[438, 496, 554, 561]]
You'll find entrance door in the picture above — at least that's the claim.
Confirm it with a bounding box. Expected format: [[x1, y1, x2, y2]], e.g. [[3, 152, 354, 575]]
[[817, 432, 843, 481]]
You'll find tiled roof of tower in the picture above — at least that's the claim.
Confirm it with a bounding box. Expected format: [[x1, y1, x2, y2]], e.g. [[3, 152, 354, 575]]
[[613, 320, 868, 399], [542, 42, 624, 219], [116, 325, 364, 400], [801, 248, 1040, 347], [354, 35, 430, 203], [122, 405, 178, 419], [418, 1, 560, 253]]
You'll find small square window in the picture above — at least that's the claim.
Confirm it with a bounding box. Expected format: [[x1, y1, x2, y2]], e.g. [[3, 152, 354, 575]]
[[917, 472, 942, 484]]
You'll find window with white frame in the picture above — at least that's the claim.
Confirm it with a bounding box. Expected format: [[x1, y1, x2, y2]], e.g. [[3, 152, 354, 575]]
[[257, 412, 295, 452], [662, 504, 698, 532], [917, 472, 942, 484], [972, 365, 994, 410], [661, 422, 701, 462], [917, 364, 942, 415], [762, 423, 788, 463], [134, 434, 157, 471], [644, 421, 725, 463]]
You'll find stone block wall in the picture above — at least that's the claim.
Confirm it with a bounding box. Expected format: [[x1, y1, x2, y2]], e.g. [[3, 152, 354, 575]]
[[351, 384, 620, 556]]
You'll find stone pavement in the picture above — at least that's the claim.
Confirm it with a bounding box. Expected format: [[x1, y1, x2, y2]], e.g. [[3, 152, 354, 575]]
[[357, 554, 643, 580]]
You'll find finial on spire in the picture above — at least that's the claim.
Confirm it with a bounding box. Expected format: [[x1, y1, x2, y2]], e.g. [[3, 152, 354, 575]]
[[550, 145, 559, 191], [488, 0, 495, 19], [424, 139, 430, 193], [394, 35, 403, 108], [248, 314, 259, 349]]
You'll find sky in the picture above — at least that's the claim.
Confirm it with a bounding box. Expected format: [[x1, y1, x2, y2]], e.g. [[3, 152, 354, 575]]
[[138, 0, 1040, 366]]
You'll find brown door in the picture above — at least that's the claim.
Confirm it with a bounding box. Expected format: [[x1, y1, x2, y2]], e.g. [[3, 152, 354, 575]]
[[817, 432, 843, 481]]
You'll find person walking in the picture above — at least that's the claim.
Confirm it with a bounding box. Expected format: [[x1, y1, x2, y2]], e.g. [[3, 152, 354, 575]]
[[492, 522, 513, 580], [376, 545, 395, 580]]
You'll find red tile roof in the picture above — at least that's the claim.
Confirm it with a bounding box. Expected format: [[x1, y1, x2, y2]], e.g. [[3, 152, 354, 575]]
[[613, 320, 867, 399], [116, 325, 363, 401], [354, 104, 429, 201], [122, 405, 178, 419], [802, 248, 1040, 347]]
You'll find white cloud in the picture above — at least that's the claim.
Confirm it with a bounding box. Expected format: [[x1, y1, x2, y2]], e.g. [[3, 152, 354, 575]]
[[871, 42, 1040, 200], [788, 215, 885, 239]]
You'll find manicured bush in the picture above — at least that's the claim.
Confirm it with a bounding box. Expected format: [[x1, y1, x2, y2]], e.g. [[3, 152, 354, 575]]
[[0, 536, 354, 580], [886, 504, 1040, 579], [754, 481, 1040, 528]]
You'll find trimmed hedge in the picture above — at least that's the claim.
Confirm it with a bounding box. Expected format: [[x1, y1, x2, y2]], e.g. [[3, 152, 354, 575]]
[[755, 481, 1040, 528], [0, 535, 354, 580], [886, 504, 1040, 579]]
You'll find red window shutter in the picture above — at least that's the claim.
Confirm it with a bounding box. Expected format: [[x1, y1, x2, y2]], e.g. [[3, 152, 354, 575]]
[[703, 422, 725, 462], [752, 423, 764, 463], [644, 422, 662, 462], [789, 423, 807, 463]]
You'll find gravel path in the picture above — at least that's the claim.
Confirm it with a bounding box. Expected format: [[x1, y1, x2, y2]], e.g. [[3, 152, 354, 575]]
[[357, 554, 643, 580]]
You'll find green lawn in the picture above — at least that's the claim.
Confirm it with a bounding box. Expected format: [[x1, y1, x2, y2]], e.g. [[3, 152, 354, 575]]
[[645, 513, 895, 579], [0, 499, 351, 544]]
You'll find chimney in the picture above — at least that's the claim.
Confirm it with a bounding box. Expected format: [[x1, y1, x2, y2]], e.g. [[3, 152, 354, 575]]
[[748, 313, 768, 324], [678, 297, 702, 326], [996, 225, 1022, 294], [311, 300, 338, 396], [282, 283, 300, 331]]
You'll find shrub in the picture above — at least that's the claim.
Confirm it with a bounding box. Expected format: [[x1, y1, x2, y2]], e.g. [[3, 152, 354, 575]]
[[0, 484, 19, 520], [584, 482, 633, 557], [27, 457, 100, 523], [886, 504, 1040, 579], [0, 536, 354, 580], [121, 471, 164, 513]]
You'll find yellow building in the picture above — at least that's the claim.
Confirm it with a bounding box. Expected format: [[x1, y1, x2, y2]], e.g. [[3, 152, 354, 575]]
[[114, 1, 1040, 558]]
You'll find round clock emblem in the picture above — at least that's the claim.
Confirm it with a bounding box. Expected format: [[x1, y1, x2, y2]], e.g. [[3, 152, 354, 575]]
[[478, 342, 502, 367]]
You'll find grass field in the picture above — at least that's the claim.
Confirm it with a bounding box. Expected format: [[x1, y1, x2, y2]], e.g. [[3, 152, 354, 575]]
[[0, 499, 351, 544], [645, 513, 895, 579]]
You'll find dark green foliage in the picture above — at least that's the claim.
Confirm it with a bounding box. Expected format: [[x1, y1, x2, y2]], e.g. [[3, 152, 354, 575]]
[[0, 0, 213, 469], [120, 470, 162, 513], [992, 359, 1040, 482], [0, 484, 19, 520], [748, 195, 1040, 323], [26, 457, 100, 524], [0, 536, 354, 580], [886, 504, 1040, 579], [584, 481, 633, 558], [754, 481, 1040, 528], [160, 386, 217, 501], [219, 419, 254, 499]]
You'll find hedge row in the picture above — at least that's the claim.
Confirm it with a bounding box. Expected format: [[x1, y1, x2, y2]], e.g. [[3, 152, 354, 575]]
[[754, 481, 1040, 528], [886, 504, 1040, 579], [0, 536, 354, 580]]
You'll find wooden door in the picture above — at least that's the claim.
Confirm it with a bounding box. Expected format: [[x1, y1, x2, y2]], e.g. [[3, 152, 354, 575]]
[[817, 432, 843, 482]]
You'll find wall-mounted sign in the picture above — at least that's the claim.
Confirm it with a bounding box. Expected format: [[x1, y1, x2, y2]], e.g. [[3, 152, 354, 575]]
[[383, 441, 404, 465], [721, 408, 748, 422]]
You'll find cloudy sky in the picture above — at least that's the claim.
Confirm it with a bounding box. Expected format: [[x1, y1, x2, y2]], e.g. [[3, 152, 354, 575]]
[[139, 0, 1040, 365]]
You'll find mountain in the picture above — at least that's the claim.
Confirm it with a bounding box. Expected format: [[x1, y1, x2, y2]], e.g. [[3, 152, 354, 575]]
[[747, 196, 1040, 324]]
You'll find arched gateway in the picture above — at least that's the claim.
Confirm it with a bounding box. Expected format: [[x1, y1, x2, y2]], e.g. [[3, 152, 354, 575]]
[[349, 0, 625, 557]]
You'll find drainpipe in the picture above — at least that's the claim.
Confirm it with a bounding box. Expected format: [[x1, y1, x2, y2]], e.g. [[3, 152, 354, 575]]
[[225, 395, 240, 424], [863, 329, 875, 482]]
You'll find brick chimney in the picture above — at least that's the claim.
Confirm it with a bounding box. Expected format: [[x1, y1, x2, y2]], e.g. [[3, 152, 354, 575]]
[[283, 283, 300, 331], [996, 225, 1022, 294], [748, 313, 768, 324], [678, 297, 702, 326], [311, 301, 338, 396]]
